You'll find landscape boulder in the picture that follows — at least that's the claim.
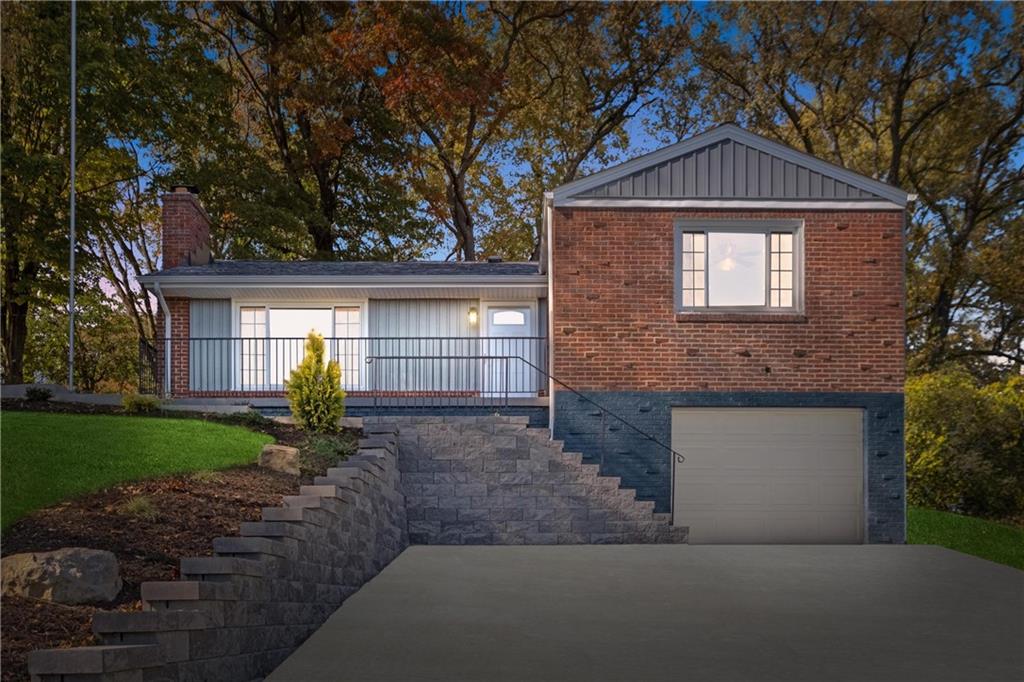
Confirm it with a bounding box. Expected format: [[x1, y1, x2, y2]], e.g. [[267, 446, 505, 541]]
[[259, 443, 300, 475], [1, 548, 122, 604]]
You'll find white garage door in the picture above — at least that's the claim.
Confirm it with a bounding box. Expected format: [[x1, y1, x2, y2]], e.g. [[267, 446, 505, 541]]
[[671, 408, 864, 544]]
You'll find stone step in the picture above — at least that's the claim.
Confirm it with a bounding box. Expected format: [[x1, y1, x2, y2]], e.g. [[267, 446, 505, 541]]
[[141, 581, 238, 605], [179, 557, 266, 579], [28, 644, 162, 679], [212, 536, 297, 561], [261, 506, 332, 526], [93, 610, 222, 636], [239, 521, 309, 542]]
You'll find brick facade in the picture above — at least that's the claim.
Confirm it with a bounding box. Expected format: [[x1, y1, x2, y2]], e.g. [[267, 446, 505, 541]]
[[549, 208, 907, 542], [551, 208, 905, 392], [155, 298, 190, 397]]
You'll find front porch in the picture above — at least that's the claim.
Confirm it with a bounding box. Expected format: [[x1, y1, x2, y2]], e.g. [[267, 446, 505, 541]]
[[142, 335, 549, 407]]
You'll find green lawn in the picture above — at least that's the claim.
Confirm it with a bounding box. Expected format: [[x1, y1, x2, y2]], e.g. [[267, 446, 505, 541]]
[[1, 411, 273, 528], [908, 506, 1024, 570]]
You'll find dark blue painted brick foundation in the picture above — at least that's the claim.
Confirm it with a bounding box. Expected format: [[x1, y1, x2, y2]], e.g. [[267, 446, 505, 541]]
[[553, 391, 905, 544]]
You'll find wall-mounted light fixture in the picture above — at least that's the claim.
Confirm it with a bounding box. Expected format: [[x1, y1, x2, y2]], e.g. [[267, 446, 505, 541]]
[[467, 306, 479, 326]]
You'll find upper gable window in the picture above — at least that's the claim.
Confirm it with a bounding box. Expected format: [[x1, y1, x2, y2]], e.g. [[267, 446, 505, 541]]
[[676, 220, 801, 312]]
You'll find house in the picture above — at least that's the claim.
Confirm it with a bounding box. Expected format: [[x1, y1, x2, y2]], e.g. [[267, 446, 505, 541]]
[[140, 124, 908, 545]]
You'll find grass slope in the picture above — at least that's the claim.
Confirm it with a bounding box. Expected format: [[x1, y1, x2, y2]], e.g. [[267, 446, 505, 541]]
[[1, 411, 273, 528], [908, 506, 1024, 570]]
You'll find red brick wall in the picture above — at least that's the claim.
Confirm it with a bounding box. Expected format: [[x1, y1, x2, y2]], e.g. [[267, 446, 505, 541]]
[[155, 298, 190, 397], [161, 189, 210, 269], [551, 209, 905, 393]]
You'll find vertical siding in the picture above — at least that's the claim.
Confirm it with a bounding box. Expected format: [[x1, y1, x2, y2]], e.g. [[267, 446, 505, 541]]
[[189, 299, 231, 391], [575, 139, 886, 201], [367, 299, 479, 393], [368, 299, 476, 338]]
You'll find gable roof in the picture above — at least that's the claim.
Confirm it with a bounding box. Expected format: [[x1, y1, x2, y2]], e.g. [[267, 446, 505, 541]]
[[551, 124, 910, 208]]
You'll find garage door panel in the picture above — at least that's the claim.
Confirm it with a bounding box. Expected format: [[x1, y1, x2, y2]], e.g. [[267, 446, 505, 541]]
[[672, 408, 864, 544]]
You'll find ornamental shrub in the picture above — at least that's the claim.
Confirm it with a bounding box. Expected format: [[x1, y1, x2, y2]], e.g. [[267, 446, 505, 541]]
[[24, 386, 53, 402], [285, 332, 345, 433], [906, 367, 1024, 520], [122, 393, 162, 414]]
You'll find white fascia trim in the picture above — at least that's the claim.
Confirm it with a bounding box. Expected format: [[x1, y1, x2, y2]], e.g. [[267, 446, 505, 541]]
[[551, 124, 909, 205], [139, 275, 548, 289], [554, 198, 906, 211]]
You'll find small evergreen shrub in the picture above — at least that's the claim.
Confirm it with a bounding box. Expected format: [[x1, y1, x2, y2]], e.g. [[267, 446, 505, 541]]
[[122, 393, 162, 414], [24, 386, 53, 402], [285, 332, 345, 433]]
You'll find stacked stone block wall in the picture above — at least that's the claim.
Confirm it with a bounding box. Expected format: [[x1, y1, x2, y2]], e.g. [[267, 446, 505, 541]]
[[28, 426, 408, 682], [381, 414, 688, 545]]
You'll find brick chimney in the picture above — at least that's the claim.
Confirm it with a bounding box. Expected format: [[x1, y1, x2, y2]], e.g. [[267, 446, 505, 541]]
[[161, 185, 211, 269]]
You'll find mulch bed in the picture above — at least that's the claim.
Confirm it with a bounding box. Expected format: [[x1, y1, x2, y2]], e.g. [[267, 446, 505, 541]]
[[0, 400, 355, 682], [1, 466, 298, 682]]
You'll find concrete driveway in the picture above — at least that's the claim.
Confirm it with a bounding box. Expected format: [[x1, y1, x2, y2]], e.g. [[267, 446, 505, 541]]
[[269, 545, 1023, 682]]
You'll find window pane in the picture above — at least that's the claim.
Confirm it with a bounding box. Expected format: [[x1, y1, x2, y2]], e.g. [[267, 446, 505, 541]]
[[780, 290, 793, 307], [781, 271, 792, 288], [707, 232, 766, 306], [683, 252, 693, 269], [771, 290, 780, 307], [694, 290, 705, 306], [780, 233, 793, 250], [269, 309, 332, 385], [781, 253, 793, 270], [693, 233, 705, 251], [683, 233, 692, 250], [492, 310, 526, 326], [683, 290, 694, 307]]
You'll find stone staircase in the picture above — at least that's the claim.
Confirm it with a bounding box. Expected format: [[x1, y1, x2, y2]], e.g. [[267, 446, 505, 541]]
[[365, 414, 688, 545]]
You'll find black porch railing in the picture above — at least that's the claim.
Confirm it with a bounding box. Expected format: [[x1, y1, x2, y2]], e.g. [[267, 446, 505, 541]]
[[141, 336, 547, 397]]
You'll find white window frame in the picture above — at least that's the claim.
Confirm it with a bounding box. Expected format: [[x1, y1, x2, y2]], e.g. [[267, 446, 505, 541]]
[[230, 298, 368, 391], [674, 219, 804, 314]]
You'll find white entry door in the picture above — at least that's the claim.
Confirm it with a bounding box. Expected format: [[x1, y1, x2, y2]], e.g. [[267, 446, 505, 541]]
[[483, 304, 536, 397], [672, 408, 865, 544]]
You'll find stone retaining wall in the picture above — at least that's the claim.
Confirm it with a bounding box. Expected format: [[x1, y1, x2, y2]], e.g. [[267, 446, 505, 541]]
[[27, 424, 407, 682], [383, 415, 688, 545]]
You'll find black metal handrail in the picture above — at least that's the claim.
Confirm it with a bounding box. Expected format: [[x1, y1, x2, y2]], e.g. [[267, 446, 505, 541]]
[[144, 335, 547, 395], [509, 353, 686, 527], [508, 353, 685, 466]]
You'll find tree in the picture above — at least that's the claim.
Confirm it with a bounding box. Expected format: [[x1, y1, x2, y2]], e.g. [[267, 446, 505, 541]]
[[1, 1, 229, 382], [189, 1, 436, 261], [906, 367, 1024, 520], [340, 2, 581, 260], [492, 2, 695, 260], [25, 286, 139, 393]]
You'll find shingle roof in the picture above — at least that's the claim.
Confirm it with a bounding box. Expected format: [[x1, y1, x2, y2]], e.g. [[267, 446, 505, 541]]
[[146, 260, 542, 278]]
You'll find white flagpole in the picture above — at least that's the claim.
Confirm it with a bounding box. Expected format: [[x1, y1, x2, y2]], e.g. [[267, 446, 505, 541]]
[[68, 0, 76, 391]]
